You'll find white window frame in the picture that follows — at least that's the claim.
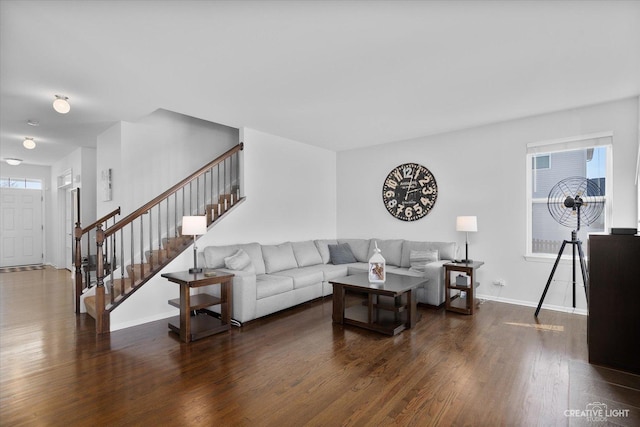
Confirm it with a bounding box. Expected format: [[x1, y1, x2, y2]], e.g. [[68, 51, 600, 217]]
[[0, 177, 43, 190], [525, 131, 613, 261]]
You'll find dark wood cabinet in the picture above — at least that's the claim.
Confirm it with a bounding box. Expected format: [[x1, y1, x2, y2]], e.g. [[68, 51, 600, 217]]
[[588, 234, 640, 374]]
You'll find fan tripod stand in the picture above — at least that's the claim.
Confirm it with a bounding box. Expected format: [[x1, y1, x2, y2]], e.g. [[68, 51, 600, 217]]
[[534, 230, 588, 317]]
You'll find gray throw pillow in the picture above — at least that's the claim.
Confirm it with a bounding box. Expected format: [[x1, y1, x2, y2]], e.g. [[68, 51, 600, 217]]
[[328, 243, 357, 265]]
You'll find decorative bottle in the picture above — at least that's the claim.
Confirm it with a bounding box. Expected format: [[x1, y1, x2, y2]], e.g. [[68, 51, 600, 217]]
[[368, 241, 386, 283]]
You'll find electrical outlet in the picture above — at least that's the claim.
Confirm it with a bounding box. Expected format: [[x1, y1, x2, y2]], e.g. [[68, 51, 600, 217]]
[[493, 279, 506, 287]]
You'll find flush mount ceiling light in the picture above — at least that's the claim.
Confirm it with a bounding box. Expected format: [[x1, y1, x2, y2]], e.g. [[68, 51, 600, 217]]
[[53, 95, 70, 114], [6, 158, 23, 166], [27, 119, 40, 126], [23, 137, 36, 149]]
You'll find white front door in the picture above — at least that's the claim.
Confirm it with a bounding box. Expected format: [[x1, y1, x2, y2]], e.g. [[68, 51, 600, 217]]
[[0, 188, 44, 267]]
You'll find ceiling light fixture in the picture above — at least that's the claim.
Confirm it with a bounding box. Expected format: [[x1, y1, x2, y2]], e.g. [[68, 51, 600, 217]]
[[23, 137, 36, 149], [6, 158, 23, 166], [53, 95, 70, 114], [27, 119, 40, 126]]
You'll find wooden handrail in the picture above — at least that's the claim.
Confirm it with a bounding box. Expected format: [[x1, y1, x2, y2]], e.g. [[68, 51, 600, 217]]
[[74, 203, 121, 314], [104, 143, 243, 237], [82, 207, 121, 234]]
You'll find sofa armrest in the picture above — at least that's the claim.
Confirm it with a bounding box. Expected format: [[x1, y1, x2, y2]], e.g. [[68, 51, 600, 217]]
[[202, 268, 257, 324], [422, 260, 449, 305]]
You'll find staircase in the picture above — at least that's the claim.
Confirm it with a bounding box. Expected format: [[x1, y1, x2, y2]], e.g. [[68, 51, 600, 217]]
[[77, 143, 244, 334]]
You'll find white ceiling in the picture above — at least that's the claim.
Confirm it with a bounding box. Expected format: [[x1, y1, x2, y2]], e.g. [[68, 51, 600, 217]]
[[1, 0, 639, 167]]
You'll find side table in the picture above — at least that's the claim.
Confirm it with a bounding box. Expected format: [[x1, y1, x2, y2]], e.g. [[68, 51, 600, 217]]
[[444, 261, 484, 315], [162, 270, 234, 343]]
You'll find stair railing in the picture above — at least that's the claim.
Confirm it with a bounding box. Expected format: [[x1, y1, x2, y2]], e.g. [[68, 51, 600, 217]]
[[92, 143, 244, 334], [74, 186, 121, 313]]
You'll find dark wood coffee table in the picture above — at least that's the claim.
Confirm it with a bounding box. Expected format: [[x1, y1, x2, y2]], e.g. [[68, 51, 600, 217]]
[[330, 273, 427, 336]]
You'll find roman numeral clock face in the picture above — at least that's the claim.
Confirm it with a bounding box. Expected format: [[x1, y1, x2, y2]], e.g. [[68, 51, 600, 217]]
[[382, 163, 438, 221]]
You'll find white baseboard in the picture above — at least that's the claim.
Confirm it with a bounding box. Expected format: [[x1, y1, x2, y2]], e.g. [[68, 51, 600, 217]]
[[476, 293, 587, 316], [110, 310, 177, 332]]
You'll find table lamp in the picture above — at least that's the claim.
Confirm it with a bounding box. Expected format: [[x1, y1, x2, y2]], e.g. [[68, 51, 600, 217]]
[[182, 215, 207, 273], [456, 216, 477, 263]]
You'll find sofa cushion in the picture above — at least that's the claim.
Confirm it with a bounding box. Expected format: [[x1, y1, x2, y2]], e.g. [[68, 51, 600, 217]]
[[262, 242, 298, 274], [203, 242, 266, 275], [274, 267, 323, 289], [204, 245, 237, 269], [303, 264, 350, 282], [224, 249, 253, 271], [238, 243, 267, 275], [256, 274, 294, 299], [329, 243, 357, 265], [368, 239, 403, 266], [320, 264, 351, 281], [337, 239, 370, 262], [409, 249, 439, 273], [292, 240, 323, 267], [347, 263, 369, 275], [401, 241, 456, 268], [386, 266, 431, 280], [314, 239, 338, 264]]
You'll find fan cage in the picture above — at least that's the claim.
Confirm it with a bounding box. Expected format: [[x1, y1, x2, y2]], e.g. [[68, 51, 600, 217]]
[[547, 176, 605, 229]]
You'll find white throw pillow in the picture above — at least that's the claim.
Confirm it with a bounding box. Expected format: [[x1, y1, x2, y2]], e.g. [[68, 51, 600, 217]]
[[409, 249, 439, 273], [224, 249, 253, 271]]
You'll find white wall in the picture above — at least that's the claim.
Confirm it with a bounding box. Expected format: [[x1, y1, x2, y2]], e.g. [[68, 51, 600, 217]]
[[337, 97, 639, 314], [95, 122, 122, 218], [48, 147, 96, 268], [96, 108, 240, 218], [110, 127, 337, 330], [199, 127, 338, 245], [637, 97, 640, 229]]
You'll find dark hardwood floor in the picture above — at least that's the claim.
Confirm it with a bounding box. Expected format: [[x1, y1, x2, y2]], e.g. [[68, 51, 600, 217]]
[[1, 266, 592, 426]]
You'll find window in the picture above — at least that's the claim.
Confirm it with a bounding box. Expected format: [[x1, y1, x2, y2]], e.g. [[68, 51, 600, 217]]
[[526, 133, 612, 258], [0, 177, 43, 190], [532, 155, 550, 170]]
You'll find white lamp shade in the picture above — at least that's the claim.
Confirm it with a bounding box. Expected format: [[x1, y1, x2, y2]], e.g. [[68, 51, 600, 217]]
[[182, 216, 207, 236], [456, 216, 478, 232]]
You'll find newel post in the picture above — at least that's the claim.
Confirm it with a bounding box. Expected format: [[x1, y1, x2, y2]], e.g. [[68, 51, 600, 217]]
[[95, 224, 109, 334], [74, 221, 83, 314]]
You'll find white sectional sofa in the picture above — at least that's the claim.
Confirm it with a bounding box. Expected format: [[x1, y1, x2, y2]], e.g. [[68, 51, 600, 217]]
[[198, 238, 456, 324]]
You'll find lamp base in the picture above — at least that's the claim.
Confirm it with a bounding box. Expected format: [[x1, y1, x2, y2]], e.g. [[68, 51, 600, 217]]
[[460, 259, 473, 264], [189, 267, 203, 274]]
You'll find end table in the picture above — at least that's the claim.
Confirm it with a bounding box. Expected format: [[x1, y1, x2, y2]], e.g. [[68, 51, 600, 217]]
[[444, 261, 484, 315], [162, 270, 234, 343]]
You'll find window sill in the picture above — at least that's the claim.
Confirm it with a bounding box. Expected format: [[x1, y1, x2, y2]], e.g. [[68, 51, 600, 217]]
[[524, 254, 589, 263]]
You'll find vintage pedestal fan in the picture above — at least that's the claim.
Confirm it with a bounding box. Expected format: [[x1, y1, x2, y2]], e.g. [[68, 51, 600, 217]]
[[534, 176, 605, 317]]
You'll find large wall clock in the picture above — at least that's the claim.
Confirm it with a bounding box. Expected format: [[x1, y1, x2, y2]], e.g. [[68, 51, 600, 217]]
[[382, 163, 438, 221]]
